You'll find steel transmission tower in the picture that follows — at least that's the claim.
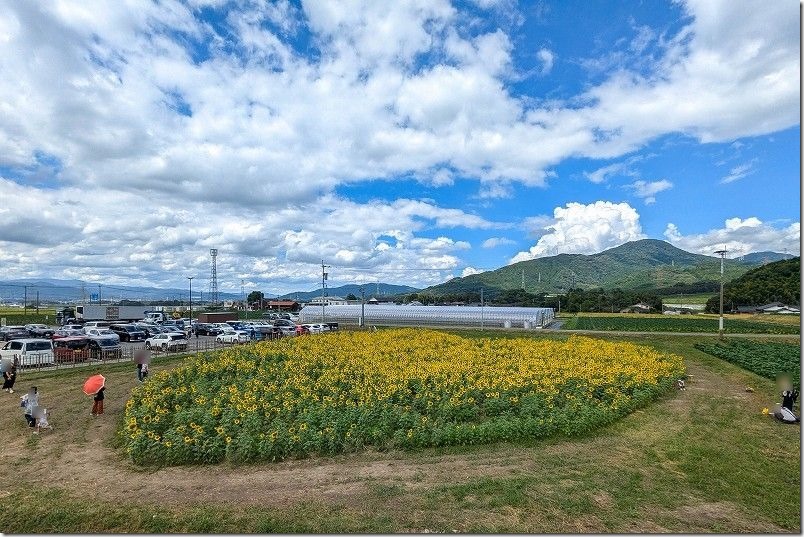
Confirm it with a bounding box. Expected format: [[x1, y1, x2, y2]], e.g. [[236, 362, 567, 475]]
[[210, 248, 219, 306]]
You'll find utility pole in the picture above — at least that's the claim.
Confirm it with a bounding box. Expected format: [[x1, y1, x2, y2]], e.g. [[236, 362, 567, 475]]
[[321, 260, 330, 324], [36, 291, 39, 313], [98, 284, 102, 305], [23, 285, 27, 317], [360, 286, 365, 328], [241, 279, 245, 319], [480, 288, 484, 329], [714, 247, 727, 339], [188, 277, 194, 322]]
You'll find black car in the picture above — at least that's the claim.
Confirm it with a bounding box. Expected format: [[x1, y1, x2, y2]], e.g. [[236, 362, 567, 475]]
[[133, 324, 162, 337], [0, 325, 30, 341], [109, 324, 147, 342], [194, 323, 222, 336], [25, 324, 56, 338]]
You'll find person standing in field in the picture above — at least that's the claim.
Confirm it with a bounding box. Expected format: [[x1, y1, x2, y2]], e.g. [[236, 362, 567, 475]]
[[3, 365, 16, 393], [91, 385, 105, 416], [21, 386, 39, 427]]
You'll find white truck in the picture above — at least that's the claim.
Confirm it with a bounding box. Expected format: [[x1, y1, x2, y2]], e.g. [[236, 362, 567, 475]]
[[75, 305, 166, 323]]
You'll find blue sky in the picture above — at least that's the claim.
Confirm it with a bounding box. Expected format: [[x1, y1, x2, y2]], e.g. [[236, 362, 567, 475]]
[[0, 0, 799, 295]]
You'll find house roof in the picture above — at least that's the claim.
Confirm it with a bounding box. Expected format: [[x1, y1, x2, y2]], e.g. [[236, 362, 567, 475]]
[[265, 300, 298, 306]]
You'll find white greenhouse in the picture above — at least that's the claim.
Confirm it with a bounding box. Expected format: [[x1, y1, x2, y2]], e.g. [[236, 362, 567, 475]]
[[299, 304, 555, 329]]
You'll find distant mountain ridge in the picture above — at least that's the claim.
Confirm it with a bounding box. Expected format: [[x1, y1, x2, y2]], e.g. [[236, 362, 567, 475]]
[[737, 251, 796, 264], [0, 279, 243, 303], [421, 239, 796, 296], [278, 283, 419, 301], [0, 241, 793, 302]]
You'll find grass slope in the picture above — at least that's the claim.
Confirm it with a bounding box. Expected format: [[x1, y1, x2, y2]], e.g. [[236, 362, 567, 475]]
[[0, 332, 799, 533]]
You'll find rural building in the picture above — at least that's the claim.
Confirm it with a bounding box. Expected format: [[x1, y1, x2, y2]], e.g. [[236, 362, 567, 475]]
[[308, 296, 348, 306], [737, 302, 800, 314], [255, 299, 300, 312], [196, 311, 238, 323], [620, 302, 653, 314]]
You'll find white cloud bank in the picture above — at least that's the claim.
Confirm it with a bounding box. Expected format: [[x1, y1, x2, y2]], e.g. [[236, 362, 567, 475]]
[[664, 218, 800, 258], [0, 0, 798, 288], [510, 201, 645, 263]]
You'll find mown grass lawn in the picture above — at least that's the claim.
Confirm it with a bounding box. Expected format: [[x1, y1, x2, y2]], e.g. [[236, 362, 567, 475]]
[[0, 331, 799, 533]]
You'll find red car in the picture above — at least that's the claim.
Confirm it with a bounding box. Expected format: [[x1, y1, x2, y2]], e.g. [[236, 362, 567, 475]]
[[295, 325, 309, 336]]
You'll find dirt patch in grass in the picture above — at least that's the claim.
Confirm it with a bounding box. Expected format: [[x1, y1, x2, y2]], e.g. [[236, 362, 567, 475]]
[[0, 335, 799, 533]]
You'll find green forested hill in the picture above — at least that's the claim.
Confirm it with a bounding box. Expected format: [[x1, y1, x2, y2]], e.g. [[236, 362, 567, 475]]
[[424, 239, 761, 296], [705, 257, 801, 312]]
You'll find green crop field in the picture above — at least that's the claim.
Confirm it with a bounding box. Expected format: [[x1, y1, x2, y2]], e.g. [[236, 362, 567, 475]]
[[694, 339, 801, 388], [661, 293, 714, 305], [561, 314, 800, 334]]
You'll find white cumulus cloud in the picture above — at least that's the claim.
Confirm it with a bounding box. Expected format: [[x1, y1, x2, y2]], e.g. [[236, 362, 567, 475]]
[[626, 179, 673, 204], [461, 266, 483, 277], [664, 218, 800, 258], [510, 201, 645, 263]]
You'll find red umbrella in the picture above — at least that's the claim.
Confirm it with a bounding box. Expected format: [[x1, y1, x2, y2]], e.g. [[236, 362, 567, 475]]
[[83, 374, 105, 395]]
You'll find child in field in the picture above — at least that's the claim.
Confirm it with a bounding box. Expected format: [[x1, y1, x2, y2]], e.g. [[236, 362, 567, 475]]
[[33, 408, 52, 434]]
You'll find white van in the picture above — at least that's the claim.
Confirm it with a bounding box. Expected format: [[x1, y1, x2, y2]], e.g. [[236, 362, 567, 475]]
[[0, 338, 55, 367]]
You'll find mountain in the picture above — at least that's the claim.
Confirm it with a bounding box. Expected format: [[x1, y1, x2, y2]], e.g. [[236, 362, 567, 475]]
[[738, 251, 796, 264], [278, 283, 419, 301], [421, 239, 769, 297], [0, 278, 242, 303], [705, 257, 801, 312]]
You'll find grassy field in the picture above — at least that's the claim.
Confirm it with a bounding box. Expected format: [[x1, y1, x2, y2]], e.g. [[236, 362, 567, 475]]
[[0, 307, 56, 326], [661, 293, 715, 305], [0, 331, 799, 533], [560, 313, 800, 334]]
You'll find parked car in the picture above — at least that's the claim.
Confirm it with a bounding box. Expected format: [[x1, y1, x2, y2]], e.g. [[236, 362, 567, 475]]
[[255, 326, 282, 340], [53, 324, 86, 339], [109, 323, 147, 342], [83, 321, 112, 330], [273, 319, 295, 328], [215, 330, 250, 344], [0, 325, 33, 341], [294, 324, 309, 336], [25, 324, 55, 338], [0, 338, 55, 367], [194, 323, 221, 336], [131, 323, 160, 337], [84, 329, 122, 359], [52, 336, 93, 363], [145, 332, 188, 351]]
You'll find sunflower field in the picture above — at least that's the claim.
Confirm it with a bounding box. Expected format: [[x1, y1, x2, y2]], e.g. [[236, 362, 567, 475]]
[[122, 329, 684, 465]]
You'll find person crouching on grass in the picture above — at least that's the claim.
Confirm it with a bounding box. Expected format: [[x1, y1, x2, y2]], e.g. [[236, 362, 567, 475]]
[[91, 386, 105, 416]]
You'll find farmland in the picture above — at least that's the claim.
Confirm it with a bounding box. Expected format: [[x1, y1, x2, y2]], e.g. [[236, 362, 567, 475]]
[[694, 339, 801, 388], [0, 329, 799, 533], [560, 314, 800, 334], [123, 329, 683, 465]]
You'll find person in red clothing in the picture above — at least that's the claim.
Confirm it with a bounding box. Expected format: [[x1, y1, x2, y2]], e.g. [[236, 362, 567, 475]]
[[91, 386, 105, 416]]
